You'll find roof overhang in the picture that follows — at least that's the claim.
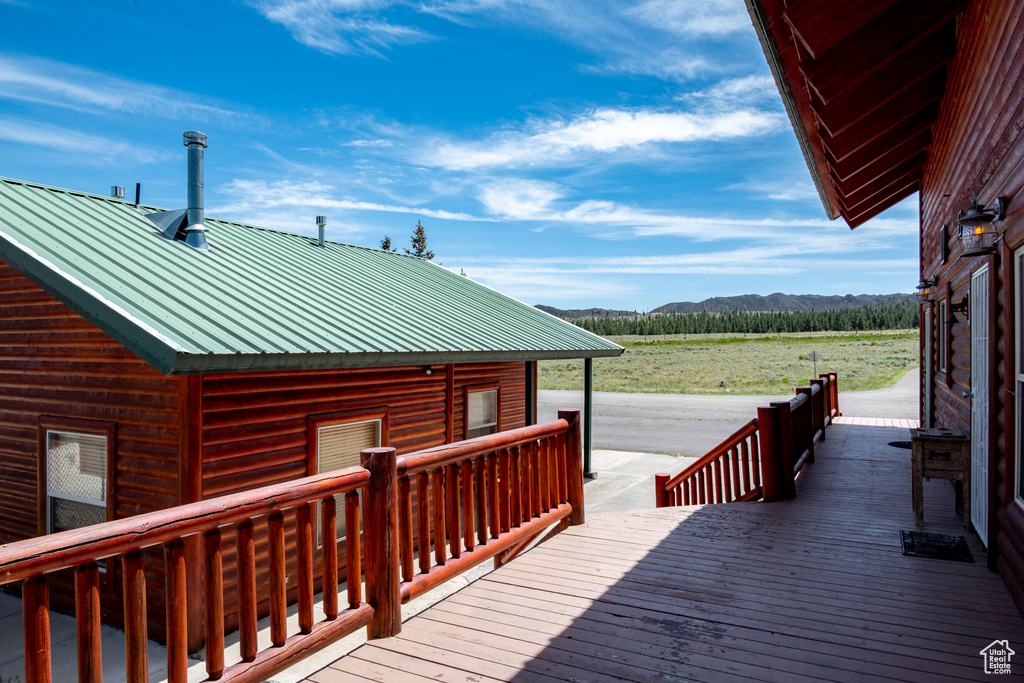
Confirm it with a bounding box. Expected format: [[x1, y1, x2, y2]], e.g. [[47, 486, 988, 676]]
[[745, 0, 964, 227]]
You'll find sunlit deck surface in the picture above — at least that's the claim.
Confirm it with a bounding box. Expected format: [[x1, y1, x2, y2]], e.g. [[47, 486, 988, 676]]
[[307, 420, 1024, 682]]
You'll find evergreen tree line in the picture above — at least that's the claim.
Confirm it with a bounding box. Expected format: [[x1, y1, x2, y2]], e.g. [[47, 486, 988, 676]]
[[569, 303, 919, 336]]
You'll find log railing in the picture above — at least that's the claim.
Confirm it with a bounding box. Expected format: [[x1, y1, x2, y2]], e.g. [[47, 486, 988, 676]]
[[656, 373, 840, 507], [0, 411, 584, 683], [395, 409, 583, 604], [655, 419, 762, 507], [0, 466, 375, 683]]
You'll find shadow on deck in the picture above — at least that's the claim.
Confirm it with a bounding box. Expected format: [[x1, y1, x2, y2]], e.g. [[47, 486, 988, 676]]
[[308, 422, 1024, 682]]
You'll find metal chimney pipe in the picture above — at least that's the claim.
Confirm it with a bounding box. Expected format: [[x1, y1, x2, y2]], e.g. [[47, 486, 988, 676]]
[[316, 216, 327, 247], [182, 131, 209, 250]]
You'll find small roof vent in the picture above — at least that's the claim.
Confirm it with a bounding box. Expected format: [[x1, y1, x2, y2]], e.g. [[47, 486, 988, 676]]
[[111, 186, 125, 199], [144, 131, 210, 251], [317, 216, 327, 247]]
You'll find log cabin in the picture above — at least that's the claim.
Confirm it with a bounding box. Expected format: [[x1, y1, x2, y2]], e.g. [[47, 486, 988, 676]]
[[0, 134, 622, 648], [746, 0, 1024, 613]]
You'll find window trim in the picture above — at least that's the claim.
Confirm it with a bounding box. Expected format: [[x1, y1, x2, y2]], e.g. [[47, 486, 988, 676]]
[[463, 383, 501, 441], [938, 298, 948, 374], [37, 416, 116, 537], [306, 407, 390, 477]]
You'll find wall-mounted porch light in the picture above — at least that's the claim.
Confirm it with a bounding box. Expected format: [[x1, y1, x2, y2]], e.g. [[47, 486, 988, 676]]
[[948, 296, 969, 324], [916, 277, 936, 303], [958, 197, 1008, 257]]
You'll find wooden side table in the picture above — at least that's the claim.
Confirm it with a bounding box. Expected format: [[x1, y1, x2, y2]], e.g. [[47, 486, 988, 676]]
[[911, 428, 970, 529]]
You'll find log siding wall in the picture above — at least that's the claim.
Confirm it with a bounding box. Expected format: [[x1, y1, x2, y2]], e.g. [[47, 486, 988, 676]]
[[920, 0, 1024, 611], [0, 260, 181, 634]]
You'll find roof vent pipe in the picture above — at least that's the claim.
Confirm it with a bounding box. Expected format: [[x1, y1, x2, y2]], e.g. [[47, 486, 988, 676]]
[[111, 185, 125, 199], [316, 216, 327, 247], [183, 131, 209, 251]]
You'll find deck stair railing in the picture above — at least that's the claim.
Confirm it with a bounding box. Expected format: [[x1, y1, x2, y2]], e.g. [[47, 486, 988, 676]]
[[656, 373, 839, 507], [0, 411, 583, 683]]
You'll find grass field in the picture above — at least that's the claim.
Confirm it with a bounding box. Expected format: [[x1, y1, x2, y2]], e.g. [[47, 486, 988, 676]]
[[540, 330, 919, 395]]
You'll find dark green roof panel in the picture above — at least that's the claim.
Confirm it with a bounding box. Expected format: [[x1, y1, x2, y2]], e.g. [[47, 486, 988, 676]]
[[0, 177, 622, 375]]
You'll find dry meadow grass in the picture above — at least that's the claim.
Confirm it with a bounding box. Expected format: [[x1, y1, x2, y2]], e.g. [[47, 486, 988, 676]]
[[540, 330, 918, 394]]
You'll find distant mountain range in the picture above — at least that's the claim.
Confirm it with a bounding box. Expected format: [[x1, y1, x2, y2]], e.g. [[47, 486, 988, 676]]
[[536, 293, 915, 319]]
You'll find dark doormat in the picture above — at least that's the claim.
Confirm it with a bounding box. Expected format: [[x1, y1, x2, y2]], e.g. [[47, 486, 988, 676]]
[[888, 441, 912, 449], [900, 530, 974, 562]]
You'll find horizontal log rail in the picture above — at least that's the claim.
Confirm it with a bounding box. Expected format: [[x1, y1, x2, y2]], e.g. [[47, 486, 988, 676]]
[[656, 373, 840, 507], [1, 411, 586, 683], [395, 410, 584, 604]]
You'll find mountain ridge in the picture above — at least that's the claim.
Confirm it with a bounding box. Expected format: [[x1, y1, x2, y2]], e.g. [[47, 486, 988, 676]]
[[536, 293, 914, 319]]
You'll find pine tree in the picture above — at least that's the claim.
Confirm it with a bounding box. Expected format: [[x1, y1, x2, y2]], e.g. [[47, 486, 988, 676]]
[[380, 236, 397, 252], [405, 220, 435, 260]]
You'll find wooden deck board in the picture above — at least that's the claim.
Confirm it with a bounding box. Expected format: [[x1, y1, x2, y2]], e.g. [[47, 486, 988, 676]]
[[308, 423, 1023, 682]]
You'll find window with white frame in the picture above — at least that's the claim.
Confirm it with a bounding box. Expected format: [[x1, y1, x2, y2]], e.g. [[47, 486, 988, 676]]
[[466, 388, 499, 439], [45, 430, 109, 534], [938, 299, 947, 373], [311, 415, 382, 544]]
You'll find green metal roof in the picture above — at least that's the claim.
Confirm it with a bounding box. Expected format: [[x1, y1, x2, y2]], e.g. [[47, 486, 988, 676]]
[[0, 177, 622, 375]]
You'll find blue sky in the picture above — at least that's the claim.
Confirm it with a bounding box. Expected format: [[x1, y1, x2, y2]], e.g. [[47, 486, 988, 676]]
[[0, 0, 918, 311]]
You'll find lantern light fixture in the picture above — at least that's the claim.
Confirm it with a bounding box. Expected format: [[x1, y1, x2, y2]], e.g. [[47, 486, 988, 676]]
[[958, 196, 1008, 257], [916, 277, 936, 303]]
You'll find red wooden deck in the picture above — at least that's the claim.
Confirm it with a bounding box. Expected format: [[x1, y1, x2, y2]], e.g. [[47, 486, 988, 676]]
[[307, 422, 1024, 682]]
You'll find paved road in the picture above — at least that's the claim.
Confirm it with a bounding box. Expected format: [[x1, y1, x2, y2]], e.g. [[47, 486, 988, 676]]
[[539, 368, 919, 457]]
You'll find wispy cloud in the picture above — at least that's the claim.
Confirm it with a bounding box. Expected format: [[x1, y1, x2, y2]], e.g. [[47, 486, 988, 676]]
[[452, 249, 917, 301], [680, 74, 780, 110], [723, 175, 820, 202], [250, 0, 432, 56], [212, 178, 489, 233], [627, 0, 752, 37], [0, 116, 159, 161], [0, 54, 248, 121], [427, 107, 785, 170], [472, 177, 893, 241]]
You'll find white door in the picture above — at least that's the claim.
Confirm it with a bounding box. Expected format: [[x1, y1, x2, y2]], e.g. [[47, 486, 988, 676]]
[[924, 309, 932, 428], [971, 266, 990, 545]]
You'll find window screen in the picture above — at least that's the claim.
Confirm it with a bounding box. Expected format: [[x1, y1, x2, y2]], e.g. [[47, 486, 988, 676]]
[[467, 390, 498, 439], [46, 431, 107, 534], [317, 419, 380, 543]]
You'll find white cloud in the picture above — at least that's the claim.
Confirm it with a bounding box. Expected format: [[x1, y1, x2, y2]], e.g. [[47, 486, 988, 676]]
[[0, 54, 246, 121], [724, 175, 820, 202], [627, 0, 752, 37], [682, 74, 779, 109], [250, 0, 432, 56], [477, 179, 563, 219], [0, 116, 158, 161], [212, 178, 489, 231], [427, 107, 785, 170]]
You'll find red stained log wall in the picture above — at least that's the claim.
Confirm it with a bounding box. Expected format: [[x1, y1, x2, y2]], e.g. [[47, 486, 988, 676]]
[[919, 0, 1024, 613]]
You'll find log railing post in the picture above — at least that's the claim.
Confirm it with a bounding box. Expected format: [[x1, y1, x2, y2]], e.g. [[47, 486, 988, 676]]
[[165, 541, 188, 683], [203, 529, 224, 680], [829, 372, 840, 416], [654, 473, 670, 508], [559, 409, 585, 525], [364, 446, 401, 639], [122, 551, 148, 683], [757, 406, 782, 502], [771, 401, 797, 499], [811, 379, 825, 442], [23, 575, 51, 683], [75, 563, 102, 683]]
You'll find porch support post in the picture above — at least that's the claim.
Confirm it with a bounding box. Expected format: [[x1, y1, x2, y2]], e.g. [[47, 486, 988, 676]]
[[584, 357, 595, 478]]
